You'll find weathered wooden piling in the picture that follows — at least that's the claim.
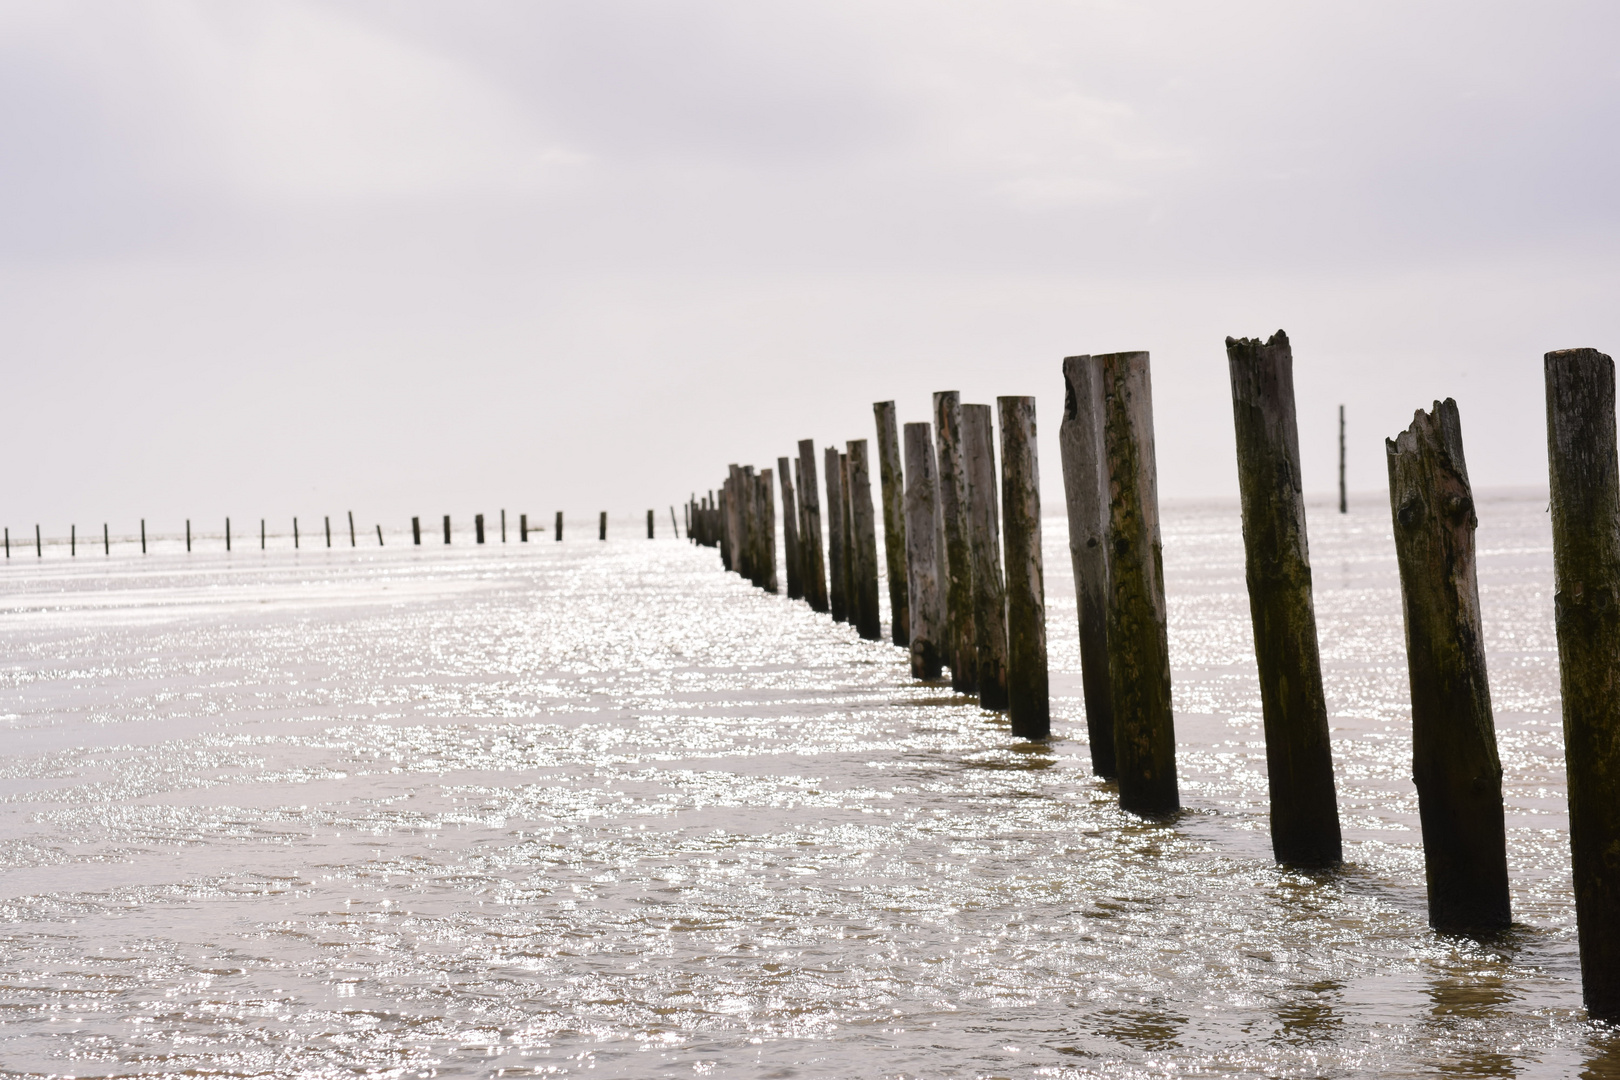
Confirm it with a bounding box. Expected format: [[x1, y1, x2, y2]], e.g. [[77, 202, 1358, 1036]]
[[779, 457, 803, 600], [962, 405, 1008, 709], [35, 524, 41, 557], [1098, 352, 1179, 815], [1339, 405, 1348, 514], [599, 511, 608, 541], [825, 446, 849, 622], [520, 513, 528, 542], [998, 397, 1049, 738], [71, 524, 76, 557], [727, 466, 745, 574], [903, 422, 947, 678], [476, 514, 486, 544], [840, 452, 856, 618], [935, 392, 977, 692], [294, 517, 300, 549], [225, 518, 231, 553], [1545, 348, 1620, 1016], [1226, 332, 1342, 867], [103, 523, 109, 556], [501, 509, 507, 543], [1059, 356, 1116, 775], [140, 519, 145, 555], [797, 441, 829, 612], [412, 516, 421, 545], [260, 519, 266, 550], [646, 509, 654, 539], [670, 506, 678, 536], [1387, 398, 1509, 934], [376, 524, 384, 546], [443, 515, 451, 544], [761, 468, 779, 593], [4, 528, 8, 558], [847, 440, 882, 640], [555, 511, 563, 541], [873, 401, 911, 648], [186, 520, 191, 553], [743, 465, 761, 583], [349, 511, 357, 547], [325, 516, 332, 548]]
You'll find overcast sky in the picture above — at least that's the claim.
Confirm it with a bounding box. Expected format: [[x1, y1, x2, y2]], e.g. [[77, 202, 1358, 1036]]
[[3, 1, 1617, 535]]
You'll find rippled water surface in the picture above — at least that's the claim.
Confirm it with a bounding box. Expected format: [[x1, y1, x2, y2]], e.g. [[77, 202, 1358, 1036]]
[[3, 493, 1617, 1078]]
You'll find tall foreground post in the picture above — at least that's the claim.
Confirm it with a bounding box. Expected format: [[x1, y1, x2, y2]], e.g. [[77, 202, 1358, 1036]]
[[760, 468, 779, 594], [797, 440, 829, 613], [963, 404, 1009, 710], [1387, 399, 1509, 933], [1099, 352, 1179, 815], [847, 440, 882, 640], [903, 422, 947, 678], [1544, 348, 1620, 1018], [840, 453, 856, 621], [779, 456, 803, 600], [1226, 332, 1342, 867], [873, 402, 910, 647], [935, 392, 977, 692], [998, 397, 1049, 739], [825, 446, 849, 622], [1059, 355, 1116, 777]]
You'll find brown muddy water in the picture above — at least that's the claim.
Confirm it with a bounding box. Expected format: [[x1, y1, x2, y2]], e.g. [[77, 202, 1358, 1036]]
[[0, 492, 1616, 1078]]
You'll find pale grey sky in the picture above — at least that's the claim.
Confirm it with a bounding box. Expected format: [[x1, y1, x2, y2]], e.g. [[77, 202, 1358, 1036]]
[[2, 1, 1616, 533]]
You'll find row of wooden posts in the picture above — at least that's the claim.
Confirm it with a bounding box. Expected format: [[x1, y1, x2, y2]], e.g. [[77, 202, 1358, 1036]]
[[8, 508, 690, 555], [692, 334, 1620, 1022]]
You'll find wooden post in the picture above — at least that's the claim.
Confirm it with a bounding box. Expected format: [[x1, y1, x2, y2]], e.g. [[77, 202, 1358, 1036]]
[[760, 468, 779, 593], [261, 519, 266, 550], [998, 396, 1049, 738], [718, 485, 732, 568], [4, 528, 8, 558], [225, 517, 231, 552], [35, 524, 41, 558], [1339, 405, 1348, 514], [520, 513, 528, 542], [935, 391, 977, 692], [1387, 398, 1509, 933], [412, 516, 421, 545], [324, 516, 331, 548], [501, 509, 507, 543], [847, 440, 882, 640], [726, 466, 745, 574], [1226, 332, 1342, 866], [476, 513, 486, 544], [443, 515, 451, 544], [349, 510, 356, 547], [779, 457, 803, 600], [873, 401, 911, 648], [599, 511, 607, 541], [796, 441, 829, 612], [376, 524, 384, 546], [1545, 347, 1620, 1018], [294, 517, 300, 549], [840, 452, 855, 617], [962, 405, 1008, 708], [71, 524, 76, 557], [141, 519, 145, 555], [825, 446, 849, 621], [555, 511, 563, 541], [903, 422, 947, 678], [103, 523, 109, 556], [1060, 356, 1116, 775], [185, 520, 191, 552], [1098, 352, 1179, 815], [647, 509, 655, 539]]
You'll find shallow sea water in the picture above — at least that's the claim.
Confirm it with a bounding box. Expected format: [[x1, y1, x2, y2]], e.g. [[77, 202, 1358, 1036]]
[[1, 492, 1616, 1078]]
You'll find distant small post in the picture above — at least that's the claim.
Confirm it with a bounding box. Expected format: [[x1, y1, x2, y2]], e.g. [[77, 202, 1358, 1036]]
[[71, 524, 76, 557], [412, 517, 421, 545], [555, 511, 563, 541], [226, 518, 232, 552], [599, 511, 607, 540], [324, 516, 331, 548], [1387, 398, 1509, 934], [185, 520, 191, 553], [1060, 355, 1115, 775], [3, 527, 8, 558], [873, 402, 910, 648], [501, 509, 507, 543], [1545, 348, 1620, 1019], [103, 523, 109, 556], [349, 511, 356, 547], [903, 422, 947, 678], [260, 519, 265, 550], [1226, 331, 1342, 866], [376, 524, 384, 546], [998, 396, 1049, 739], [294, 518, 300, 549], [35, 524, 41, 558], [443, 515, 451, 544], [647, 509, 655, 539], [1099, 351, 1179, 816], [476, 514, 486, 544], [669, 505, 678, 537], [520, 513, 528, 542], [1339, 405, 1348, 514], [141, 520, 146, 555]]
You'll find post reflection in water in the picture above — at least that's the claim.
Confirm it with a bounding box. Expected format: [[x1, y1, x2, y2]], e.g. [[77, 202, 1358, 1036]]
[[0, 492, 1602, 1077]]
